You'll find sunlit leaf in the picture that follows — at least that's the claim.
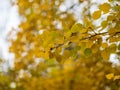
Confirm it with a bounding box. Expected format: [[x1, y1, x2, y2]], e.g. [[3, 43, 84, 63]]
[[79, 29, 87, 34], [106, 73, 114, 80], [71, 23, 83, 33], [92, 10, 101, 20], [101, 20, 108, 29], [99, 3, 110, 13], [113, 75, 120, 80]]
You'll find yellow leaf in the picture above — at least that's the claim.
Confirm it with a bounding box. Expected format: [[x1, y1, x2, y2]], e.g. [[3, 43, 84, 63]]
[[63, 58, 74, 72], [65, 31, 72, 38], [101, 49, 110, 60], [79, 29, 87, 34], [108, 28, 116, 34], [99, 3, 110, 13], [106, 73, 114, 80], [91, 44, 99, 53], [70, 36, 79, 43], [113, 75, 120, 80], [71, 23, 84, 33], [92, 10, 101, 20], [109, 37, 117, 43], [101, 20, 108, 29], [108, 0, 113, 2], [101, 43, 108, 49], [107, 15, 115, 21]]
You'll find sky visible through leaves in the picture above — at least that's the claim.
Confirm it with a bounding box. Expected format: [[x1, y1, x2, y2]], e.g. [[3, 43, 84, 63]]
[[0, 0, 120, 90], [0, 0, 117, 67]]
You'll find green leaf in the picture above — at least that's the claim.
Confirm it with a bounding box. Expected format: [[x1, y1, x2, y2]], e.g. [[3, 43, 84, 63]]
[[84, 48, 92, 56], [75, 46, 81, 50], [70, 46, 81, 57], [118, 44, 120, 50]]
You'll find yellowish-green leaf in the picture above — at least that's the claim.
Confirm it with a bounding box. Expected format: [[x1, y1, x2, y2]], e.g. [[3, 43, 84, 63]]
[[65, 31, 72, 38], [108, 44, 117, 53], [45, 58, 58, 66], [84, 48, 92, 56], [71, 23, 83, 33], [101, 20, 108, 29], [107, 15, 115, 21], [79, 29, 87, 34], [114, 5, 120, 11], [108, 0, 113, 2]]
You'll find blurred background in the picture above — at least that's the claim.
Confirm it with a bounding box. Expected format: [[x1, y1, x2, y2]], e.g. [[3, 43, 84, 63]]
[[0, 0, 20, 70], [0, 0, 119, 90], [0, 0, 118, 70]]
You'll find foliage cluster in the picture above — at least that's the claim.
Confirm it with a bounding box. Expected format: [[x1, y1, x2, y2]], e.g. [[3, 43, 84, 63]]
[[0, 0, 120, 90]]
